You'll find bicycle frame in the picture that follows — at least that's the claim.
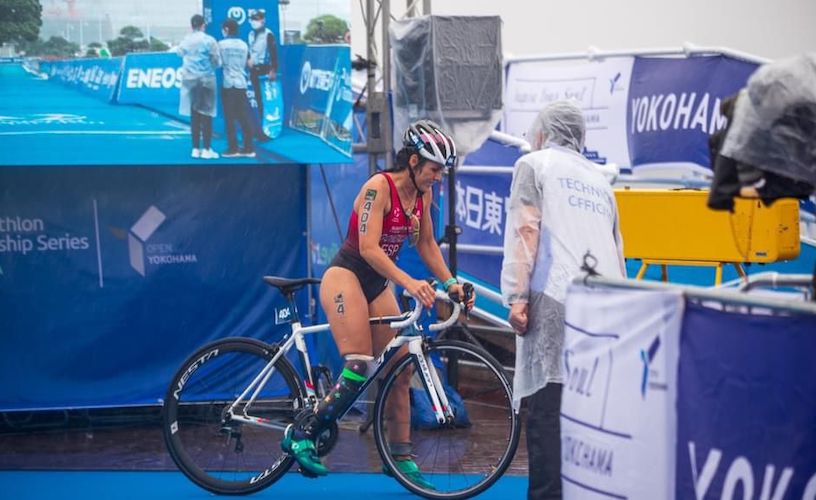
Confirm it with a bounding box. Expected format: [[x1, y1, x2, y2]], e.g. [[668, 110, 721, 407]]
[[225, 289, 463, 430]]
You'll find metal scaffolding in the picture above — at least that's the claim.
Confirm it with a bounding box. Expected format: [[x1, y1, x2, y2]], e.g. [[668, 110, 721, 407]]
[[358, 0, 432, 174]]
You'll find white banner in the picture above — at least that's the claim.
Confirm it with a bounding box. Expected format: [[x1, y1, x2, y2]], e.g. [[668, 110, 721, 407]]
[[561, 283, 683, 499], [503, 57, 634, 168]]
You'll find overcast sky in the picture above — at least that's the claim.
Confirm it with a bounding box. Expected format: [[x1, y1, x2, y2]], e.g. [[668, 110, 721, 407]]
[[40, 0, 815, 60], [41, 0, 349, 34], [351, 0, 816, 62]]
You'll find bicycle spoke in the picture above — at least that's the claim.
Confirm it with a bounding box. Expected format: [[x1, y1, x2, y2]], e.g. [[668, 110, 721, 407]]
[[374, 340, 520, 499], [163, 338, 302, 495]]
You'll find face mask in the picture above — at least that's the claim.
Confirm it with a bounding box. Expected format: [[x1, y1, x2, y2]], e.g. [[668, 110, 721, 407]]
[[250, 20, 262, 30]]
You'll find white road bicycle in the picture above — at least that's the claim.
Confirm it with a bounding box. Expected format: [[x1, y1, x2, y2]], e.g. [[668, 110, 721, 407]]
[[162, 276, 520, 499]]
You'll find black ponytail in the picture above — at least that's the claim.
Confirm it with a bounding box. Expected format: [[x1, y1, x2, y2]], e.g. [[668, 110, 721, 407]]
[[380, 146, 425, 194], [384, 146, 416, 173]]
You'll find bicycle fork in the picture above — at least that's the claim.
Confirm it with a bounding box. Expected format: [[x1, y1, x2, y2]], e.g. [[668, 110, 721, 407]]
[[409, 339, 455, 425]]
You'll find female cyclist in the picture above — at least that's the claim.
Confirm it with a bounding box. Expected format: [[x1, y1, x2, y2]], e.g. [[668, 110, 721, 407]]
[[281, 120, 475, 487]]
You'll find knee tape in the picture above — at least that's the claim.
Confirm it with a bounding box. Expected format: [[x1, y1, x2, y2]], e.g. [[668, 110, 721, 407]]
[[344, 354, 375, 379]]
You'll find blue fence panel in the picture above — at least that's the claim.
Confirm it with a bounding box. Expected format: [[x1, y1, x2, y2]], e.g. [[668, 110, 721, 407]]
[[627, 55, 758, 169], [289, 44, 352, 153], [117, 52, 185, 120], [676, 303, 816, 498], [0, 165, 307, 411], [43, 57, 123, 102]]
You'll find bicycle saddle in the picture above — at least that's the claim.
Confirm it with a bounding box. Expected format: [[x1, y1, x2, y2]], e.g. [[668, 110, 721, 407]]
[[263, 276, 322, 296]]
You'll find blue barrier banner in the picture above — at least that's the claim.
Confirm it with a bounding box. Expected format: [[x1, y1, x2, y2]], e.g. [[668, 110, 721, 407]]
[[627, 56, 758, 170], [0, 165, 307, 411], [455, 172, 512, 249], [452, 152, 515, 287], [676, 303, 816, 499], [289, 44, 352, 154], [324, 54, 354, 153], [454, 140, 522, 287], [504, 55, 759, 171], [117, 52, 184, 120], [44, 57, 123, 102], [280, 44, 306, 126]]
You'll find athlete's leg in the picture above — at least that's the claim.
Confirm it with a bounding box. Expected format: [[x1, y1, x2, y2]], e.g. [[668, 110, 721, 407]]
[[282, 267, 373, 476], [368, 287, 412, 450], [300, 267, 373, 434], [369, 287, 435, 489]]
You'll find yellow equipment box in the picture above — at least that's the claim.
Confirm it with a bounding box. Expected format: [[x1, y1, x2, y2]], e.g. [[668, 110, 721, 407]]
[[614, 189, 800, 263]]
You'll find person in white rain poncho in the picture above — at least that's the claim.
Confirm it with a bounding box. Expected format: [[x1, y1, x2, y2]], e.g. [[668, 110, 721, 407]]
[[177, 14, 221, 160], [501, 100, 625, 500]]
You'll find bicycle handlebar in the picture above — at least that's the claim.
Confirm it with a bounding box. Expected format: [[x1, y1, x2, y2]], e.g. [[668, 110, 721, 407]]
[[390, 281, 473, 331]]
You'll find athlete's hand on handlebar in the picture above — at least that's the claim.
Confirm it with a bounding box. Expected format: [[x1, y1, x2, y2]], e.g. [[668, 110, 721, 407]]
[[447, 283, 475, 312], [406, 278, 437, 308]]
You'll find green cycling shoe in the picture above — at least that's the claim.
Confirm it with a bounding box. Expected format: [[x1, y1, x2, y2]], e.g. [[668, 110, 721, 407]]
[[280, 425, 329, 477], [383, 457, 436, 491]]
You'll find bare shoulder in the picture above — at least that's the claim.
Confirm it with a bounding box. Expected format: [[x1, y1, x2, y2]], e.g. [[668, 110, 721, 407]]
[[352, 174, 388, 209], [359, 174, 389, 200]]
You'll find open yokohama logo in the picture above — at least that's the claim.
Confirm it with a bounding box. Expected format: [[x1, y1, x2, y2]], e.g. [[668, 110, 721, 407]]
[[128, 205, 198, 276], [128, 206, 166, 276]]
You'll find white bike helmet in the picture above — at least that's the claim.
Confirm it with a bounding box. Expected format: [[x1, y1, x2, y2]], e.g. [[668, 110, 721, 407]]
[[402, 120, 458, 171]]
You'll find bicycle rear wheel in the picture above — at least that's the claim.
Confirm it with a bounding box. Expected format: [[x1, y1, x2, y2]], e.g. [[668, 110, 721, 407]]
[[373, 339, 520, 499], [162, 337, 304, 495]]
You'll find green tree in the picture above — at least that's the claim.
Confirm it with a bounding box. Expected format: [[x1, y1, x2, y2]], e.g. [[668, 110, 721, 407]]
[[23, 36, 79, 58], [148, 36, 168, 52], [303, 15, 348, 44], [107, 25, 149, 56], [119, 26, 143, 39], [0, 0, 42, 45]]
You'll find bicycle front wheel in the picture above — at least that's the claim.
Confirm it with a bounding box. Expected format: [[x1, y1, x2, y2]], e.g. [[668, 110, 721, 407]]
[[373, 339, 520, 499], [162, 337, 305, 495]]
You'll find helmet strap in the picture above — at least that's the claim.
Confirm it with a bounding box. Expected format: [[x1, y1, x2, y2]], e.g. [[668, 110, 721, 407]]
[[408, 158, 425, 196]]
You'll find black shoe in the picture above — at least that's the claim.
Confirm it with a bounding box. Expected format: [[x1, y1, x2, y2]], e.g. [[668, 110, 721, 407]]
[[222, 149, 241, 158], [239, 149, 256, 158]]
